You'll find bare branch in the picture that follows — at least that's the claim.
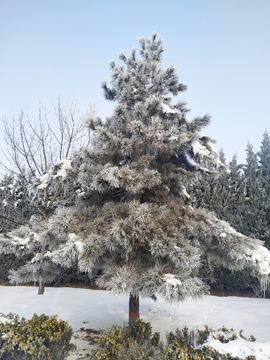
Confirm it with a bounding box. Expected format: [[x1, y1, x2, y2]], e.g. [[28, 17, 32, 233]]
[[0, 97, 97, 226]]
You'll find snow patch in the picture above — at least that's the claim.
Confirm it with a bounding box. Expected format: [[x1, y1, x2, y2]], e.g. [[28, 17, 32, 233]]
[[192, 140, 210, 157], [31, 253, 43, 263], [163, 273, 182, 286], [183, 114, 190, 124], [55, 159, 72, 179], [1, 288, 269, 360], [68, 233, 80, 243], [2, 199, 8, 207], [161, 103, 176, 114], [75, 241, 85, 256], [37, 173, 50, 190], [219, 232, 227, 238], [250, 245, 270, 276]]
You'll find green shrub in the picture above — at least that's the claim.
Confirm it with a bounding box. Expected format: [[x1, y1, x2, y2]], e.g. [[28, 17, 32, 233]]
[[165, 329, 255, 360], [197, 325, 238, 345], [196, 325, 211, 345], [91, 319, 162, 360], [197, 325, 256, 346], [248, 335, 256, 342], [0, 312, 75, 360], [90, 321, 258, 360]]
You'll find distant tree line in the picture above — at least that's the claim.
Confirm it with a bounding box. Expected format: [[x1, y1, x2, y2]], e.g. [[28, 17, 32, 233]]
[[189, 131, 270, 295]]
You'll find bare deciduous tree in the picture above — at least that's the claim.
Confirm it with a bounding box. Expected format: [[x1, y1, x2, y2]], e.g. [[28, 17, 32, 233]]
[[1, 97, 94, 176], [0, 98, 96, 294]]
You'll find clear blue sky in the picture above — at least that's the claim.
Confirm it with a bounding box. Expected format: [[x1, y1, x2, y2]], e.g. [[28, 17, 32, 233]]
[[0, 0, 269, 171]]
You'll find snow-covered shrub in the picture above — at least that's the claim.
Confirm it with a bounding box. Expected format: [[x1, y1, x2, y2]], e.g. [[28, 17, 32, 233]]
[[197, 325, 238, 345], [90, 319, 162, 360], [0, 312, 75, 360], [90, 321, 259, 360], [165, 327, 257, 360], [165, 326, 258, 360], [196, 325, 256, 345]]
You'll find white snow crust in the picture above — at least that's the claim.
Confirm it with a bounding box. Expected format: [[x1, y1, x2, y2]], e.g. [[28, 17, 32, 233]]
[[0, 286, 269, 359], [248, 245, 270, 276], [55, 159, 72, 179], [192, 139, 210, 157], [161, 103, 176, 114], [192, 138, 224, 168], [163, 273, 182, 286], [68, 233, 80, 243], [2, 199, 8, 207], [219, 232, 227, 237], [36, 172, 50, 190], [183, 114, 190, 124]]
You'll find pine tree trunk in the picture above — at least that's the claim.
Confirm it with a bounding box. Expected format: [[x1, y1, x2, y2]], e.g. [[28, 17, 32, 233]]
[[129, 293, 139, 326], [38, 279, 45, 295]]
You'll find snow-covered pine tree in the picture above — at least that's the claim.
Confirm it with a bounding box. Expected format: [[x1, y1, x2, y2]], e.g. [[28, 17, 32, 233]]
[[0, 171, 37, 282], [45, 33, 270, 322], [0, 174, 17, 233], [2, 33, 270, 318], [0, 159, 80, 294], [0, 171, 34, 232]]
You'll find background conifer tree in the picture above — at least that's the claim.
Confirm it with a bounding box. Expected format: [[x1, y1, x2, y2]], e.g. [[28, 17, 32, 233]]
[[0, 172, 36, 283], [235, 139, 270, 249], [191, 153, 246, 230], [189, 152, 251, 292], [0, 172, 34, 232], [255, 131, 270, 249], [190, 134, 270, 295]]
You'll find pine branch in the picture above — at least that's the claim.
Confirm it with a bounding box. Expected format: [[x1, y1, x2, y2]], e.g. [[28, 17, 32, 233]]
[[0, 213, 30, 228]]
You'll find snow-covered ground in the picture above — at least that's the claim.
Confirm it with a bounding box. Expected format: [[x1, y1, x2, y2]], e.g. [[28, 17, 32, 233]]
[[0, 285, 269, 359]]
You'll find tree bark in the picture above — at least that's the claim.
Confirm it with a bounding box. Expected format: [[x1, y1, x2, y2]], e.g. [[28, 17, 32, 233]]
[[38, 280, 45, 295], [129, 293, 139, 326]]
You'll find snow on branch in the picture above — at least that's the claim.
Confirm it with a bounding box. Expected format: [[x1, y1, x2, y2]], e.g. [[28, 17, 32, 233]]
[[160, 103, 176, 114]]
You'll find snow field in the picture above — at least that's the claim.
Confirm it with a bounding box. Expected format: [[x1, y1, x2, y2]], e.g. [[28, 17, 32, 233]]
[[0, 286, 270, 359]]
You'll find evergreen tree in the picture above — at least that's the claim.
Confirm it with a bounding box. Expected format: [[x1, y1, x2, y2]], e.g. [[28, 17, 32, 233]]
[[190, 152, 246, 229], [239, 140, 270, 247], [189, 152, 254, 293], [0, 171, 36, 282], [0, 159, 81, 293], [1, 33, 269, 319], [258, 130, 270, 176], [0, 172, 34, 232], [238, 134, 270, 249], [257, 130, 270, 249], [191, 136, 270, 295]]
